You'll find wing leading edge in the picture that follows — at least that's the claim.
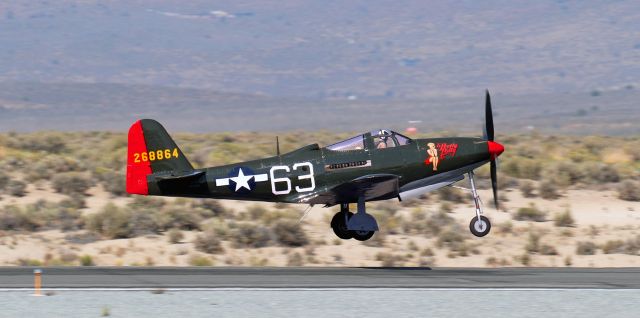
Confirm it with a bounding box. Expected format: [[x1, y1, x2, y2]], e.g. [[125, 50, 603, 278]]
[[289, 174, 400, 206]]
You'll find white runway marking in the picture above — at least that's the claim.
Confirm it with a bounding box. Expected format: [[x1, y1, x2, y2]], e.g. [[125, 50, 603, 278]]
[[1, 288, 638, 292], [3, 288, 640, 318]]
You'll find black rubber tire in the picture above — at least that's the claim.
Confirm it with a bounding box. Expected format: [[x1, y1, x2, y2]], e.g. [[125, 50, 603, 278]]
[[469, 215, 491, 237], [351, 230, 375, 241], [331, 211, 354, 240]]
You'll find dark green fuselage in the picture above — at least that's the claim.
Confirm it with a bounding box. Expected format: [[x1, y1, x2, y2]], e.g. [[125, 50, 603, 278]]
[[146, 133, 491, 206]]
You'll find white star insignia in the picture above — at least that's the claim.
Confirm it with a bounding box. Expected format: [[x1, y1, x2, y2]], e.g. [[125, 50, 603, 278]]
[[229, 168, 253, 191]]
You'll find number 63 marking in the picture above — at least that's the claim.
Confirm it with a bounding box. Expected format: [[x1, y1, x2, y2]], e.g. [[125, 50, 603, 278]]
[[270, 162, 315, 195]]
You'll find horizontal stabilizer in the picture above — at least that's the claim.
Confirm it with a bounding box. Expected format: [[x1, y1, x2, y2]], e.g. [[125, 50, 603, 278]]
[[155, 170, 205, 181]]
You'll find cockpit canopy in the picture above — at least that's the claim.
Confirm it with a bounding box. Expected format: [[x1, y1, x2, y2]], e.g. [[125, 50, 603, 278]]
[[370, 129, 411, 149], [326, 129, 412, 151]]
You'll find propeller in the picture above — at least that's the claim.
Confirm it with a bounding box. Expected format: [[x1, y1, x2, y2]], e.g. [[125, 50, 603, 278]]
[[484, 90, 504, 210], [490, 159, 498, 210], [485, 90, 494, 142]]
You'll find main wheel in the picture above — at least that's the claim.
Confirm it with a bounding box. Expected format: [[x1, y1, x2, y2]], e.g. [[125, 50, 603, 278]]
[[469, 215, 491, 237], [331, 211, 354, 240], [351, 230, 375, 241]]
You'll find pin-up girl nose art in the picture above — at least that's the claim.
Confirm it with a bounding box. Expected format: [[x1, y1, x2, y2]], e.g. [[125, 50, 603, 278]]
[[425, 142, 439, 171]]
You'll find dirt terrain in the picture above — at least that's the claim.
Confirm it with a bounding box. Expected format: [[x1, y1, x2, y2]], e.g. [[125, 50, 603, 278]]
[[1, 182, 638, 267], [0, 130, 638, 267]]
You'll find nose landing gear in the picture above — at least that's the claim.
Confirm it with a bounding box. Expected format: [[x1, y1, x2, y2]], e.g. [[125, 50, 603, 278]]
[[470, 215, 491, 237], [467, 171, 491, 237]]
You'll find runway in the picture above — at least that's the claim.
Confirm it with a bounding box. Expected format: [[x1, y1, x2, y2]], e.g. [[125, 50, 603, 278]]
[[1, 267, 640, 289]]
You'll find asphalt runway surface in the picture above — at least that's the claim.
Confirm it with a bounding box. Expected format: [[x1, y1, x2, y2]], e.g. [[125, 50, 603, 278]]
[[2, 267, 640, 289]]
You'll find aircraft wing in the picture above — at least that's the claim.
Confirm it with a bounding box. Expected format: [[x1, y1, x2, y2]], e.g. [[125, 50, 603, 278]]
[[289, 174, 400, 206]]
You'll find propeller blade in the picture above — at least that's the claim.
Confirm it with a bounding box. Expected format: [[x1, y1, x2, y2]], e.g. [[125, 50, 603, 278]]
[[490, 159, 499, 210], [485, 90, 494, 141], [482, 123, 488, 141]]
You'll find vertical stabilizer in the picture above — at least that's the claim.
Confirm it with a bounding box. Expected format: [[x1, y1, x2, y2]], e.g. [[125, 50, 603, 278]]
[[126, 119, 193, 195]]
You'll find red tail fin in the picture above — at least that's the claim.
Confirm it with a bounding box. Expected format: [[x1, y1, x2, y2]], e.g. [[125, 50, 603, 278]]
[[126, 120, 152, 195]]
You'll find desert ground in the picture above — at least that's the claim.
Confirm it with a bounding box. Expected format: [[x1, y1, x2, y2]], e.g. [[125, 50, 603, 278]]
[[0, 131, 638, 267], [0, 182, 638, 267]]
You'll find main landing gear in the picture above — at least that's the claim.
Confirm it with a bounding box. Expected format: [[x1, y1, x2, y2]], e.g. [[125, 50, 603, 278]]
[[467, 171, 491, 237], [331, 172, 493, 240], [330, 205, 353, 240], [331, 198, 378, 241]]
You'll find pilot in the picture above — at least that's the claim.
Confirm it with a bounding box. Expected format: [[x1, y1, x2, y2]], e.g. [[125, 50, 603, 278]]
[[376, 136, 387, 149], [376, 130, 390, 149]]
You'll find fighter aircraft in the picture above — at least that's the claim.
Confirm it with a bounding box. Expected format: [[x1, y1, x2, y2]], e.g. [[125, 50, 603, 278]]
[[126, 91, 504, 241]]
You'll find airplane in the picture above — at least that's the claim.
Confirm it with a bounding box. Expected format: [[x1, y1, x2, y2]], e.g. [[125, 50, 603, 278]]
[[126, 91, 504, 241]]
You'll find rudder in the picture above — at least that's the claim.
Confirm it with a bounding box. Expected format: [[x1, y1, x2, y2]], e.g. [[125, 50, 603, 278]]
[[126, 119, 193, 195]]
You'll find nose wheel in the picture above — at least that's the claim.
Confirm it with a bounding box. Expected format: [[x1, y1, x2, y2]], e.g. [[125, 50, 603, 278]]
[[467, 171, 491, 237], [469, 215, 491, 237]]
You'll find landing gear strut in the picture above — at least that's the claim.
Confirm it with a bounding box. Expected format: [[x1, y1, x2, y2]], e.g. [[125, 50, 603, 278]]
[[467, 171, 491, 237]]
